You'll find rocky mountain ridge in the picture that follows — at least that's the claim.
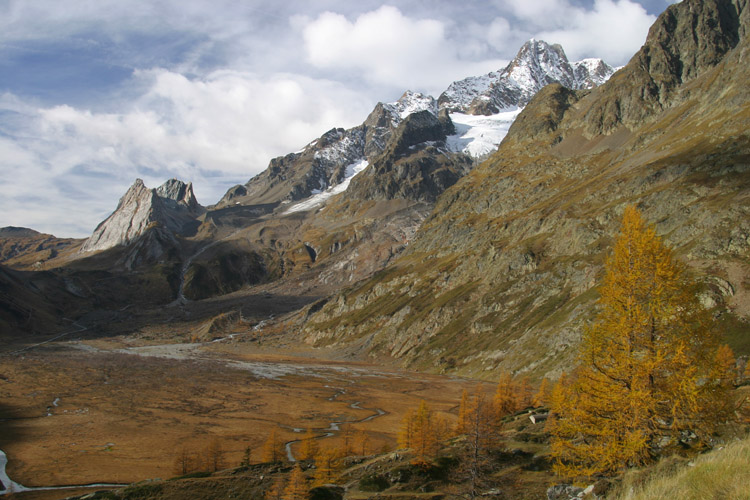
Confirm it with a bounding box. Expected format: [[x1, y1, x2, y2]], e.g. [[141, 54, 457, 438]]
[[80, 178, 203, 254], [297, 0, 750, 379], [438, 39, 615, 115], [217, 40, 615, 212]]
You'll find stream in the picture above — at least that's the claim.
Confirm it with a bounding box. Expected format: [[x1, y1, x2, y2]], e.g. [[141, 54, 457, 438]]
[[283, 389, 387, 462], [4, 331, 394, 494], [0, 450, 125, 496]]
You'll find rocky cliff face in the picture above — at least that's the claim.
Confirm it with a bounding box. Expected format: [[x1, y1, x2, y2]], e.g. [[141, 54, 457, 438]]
[[80, 178, 203, 254], [438, 39, 615, 115], [216, 91, 438, 209], [218, 41, 615, 212], [343, 110, 472, 203], [299, 0, 750, 379]]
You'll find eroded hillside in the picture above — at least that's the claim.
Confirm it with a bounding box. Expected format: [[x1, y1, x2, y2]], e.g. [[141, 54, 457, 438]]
[[299, 0, 750, 379]]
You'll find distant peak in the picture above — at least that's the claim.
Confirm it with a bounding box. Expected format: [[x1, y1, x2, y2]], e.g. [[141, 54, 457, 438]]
[[385, 91, 438, 121]]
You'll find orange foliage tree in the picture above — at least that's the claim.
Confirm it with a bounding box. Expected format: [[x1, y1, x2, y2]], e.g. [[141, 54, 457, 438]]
[[354, 429, 371, 456], [398, 400, 441, 465], [312, 446, 339, 486], [283, 463, 309, 500], [265, 477, 285, 500], [494, 372, 532, 419], [532, 377, 552, 408], [460, 384, 498, 497], [549, 206, 729, 478], [455, 389, 471, 435], [299, 428, 319, 462], [262, 429, 285, 463], [173, 447, 198, 476]]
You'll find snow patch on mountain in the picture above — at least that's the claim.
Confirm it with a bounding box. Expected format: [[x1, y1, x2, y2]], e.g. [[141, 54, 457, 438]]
[[313, 133, 361, 163], [286, 160, 369, 214], [446, 108, 523, 157], [439, 39, 615, 115], [439, 72, 501, 113], [382, 91, 438, 125]]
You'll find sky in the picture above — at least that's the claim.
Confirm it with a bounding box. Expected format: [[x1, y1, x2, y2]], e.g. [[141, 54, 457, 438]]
[[0, 0, 678, 238]]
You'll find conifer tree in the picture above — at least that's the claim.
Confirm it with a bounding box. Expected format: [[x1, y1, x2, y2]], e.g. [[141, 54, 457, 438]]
[[532, 377, 552, 408], [339, 424, 354, 457], [283, 463, 309, 500], [460, 385, 498, 498], [312, 446, 339, 486], [299, 428, 319, 461], [205, 437, 225, 472], [397, 408, 416, 449], [239, 445, 252, 467], [408, 400, 440, 465], [494, 372, 516, 419], [354, 429, 371, 456], [455, 388, 471, 435], [714, 344, 737, 387], [173, 447, 197, 476], [262, 429, 285, 463], [549, 206, 726, 478], [513, 376, 533, 411], [265, 477, 285, 500]]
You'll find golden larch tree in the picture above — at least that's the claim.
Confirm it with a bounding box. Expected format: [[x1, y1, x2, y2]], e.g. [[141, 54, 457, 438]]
[[173, 447, 197, 476], [265, 477, 285, 500], [205, 437, 225, 472], [405, 400, 440, 465], [339, 424, 354, 457], [493, 372, 516, 419], [714, 344, 737, 387], [455, 389, 471, 436], [397, 408, 416, 449], [312, 446, 339, 486], [262, 429, 285, 463], [354, 429, 371, 456], [460, 384, 498, 498], [283, 463, 309, 500], [532, 377, 552, 408], [513, 376, 533, 411], [299, 428, 319, 461], [549, 206, 727, 478]]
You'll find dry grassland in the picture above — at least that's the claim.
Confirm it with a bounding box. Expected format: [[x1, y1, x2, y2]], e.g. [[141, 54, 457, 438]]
[[0, 341, 478, 497]]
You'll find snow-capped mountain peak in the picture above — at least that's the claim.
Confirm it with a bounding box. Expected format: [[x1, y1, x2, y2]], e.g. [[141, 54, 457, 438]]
[[383, 91, 438, 124], [439, 38, 615, 116]]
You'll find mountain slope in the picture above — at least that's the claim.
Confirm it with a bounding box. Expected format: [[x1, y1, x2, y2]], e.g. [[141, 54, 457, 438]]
[[216, 91, 438, 209], [0, 227, 81, 270], [299, 0, 750, 379]]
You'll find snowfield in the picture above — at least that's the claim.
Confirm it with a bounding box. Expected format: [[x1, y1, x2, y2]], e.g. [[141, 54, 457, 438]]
[[446, 108, 523, 158], [285, 159, 369, 213]]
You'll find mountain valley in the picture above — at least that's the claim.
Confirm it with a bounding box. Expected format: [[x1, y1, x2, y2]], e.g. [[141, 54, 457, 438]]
[[1, 0, 750, 498]]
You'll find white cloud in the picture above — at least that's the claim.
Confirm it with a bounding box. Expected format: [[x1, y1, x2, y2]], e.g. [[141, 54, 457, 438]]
[[504, 0, 655, 64], [300, 6, 506, 95], [0, 71, 374, 237], [0, 1, 661, 238]]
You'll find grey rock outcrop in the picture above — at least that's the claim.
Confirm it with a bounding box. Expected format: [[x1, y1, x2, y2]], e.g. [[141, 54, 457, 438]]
[[300, 0, 750, 379], [439, 39, 616, 115], [344, 110, 472, 203], [80, 178, 203, 253], [216, 91, 438, 208]]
